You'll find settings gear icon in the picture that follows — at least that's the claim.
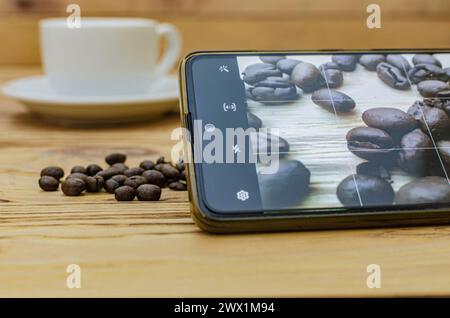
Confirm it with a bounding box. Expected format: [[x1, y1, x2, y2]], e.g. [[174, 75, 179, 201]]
[[236, 190, 249, 201]]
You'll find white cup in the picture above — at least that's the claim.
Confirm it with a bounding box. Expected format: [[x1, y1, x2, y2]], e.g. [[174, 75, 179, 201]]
[[39, 18, 182, 95]]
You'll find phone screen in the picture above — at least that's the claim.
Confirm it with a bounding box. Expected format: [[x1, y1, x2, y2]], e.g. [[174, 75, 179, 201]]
[[185, 51, 450, 216]]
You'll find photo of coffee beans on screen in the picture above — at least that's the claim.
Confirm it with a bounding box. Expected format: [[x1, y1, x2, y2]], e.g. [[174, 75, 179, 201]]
[[239, 53, 450, 210]]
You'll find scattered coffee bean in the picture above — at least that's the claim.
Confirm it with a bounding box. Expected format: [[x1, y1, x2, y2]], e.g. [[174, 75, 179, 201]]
[[408, 64, 448, 84], [242, 63, 282, 86], [111, 174, 127, 185], [104, 179, 120, 194], [136, 184, 161, 201], [356, 162, 391, 179], [85, 175, 104, 193], [250, 132, 290, 160], [258, 160, 310, 209], [124, 167, 144, 177], [417, 80, 450, 98], [40, 166, 64, 180], [362, 107, 417, 139], [39, 176, 59, 191], [359, 54, 385, 71], [291, 62, 321, 92], [169, 181, 187, 191], [437, 140, 450, 169], [276, 58, 301, 74], [139, 160, 155, 171], [396, 177, 450, 204], [96, 167, 120, 180], [386, 54, 411, 74], [66, 172, 88, 182], [331, 55, 359, 72], [247, 77, 299, 102], [86, 164, 103, 176], [419, 106, 450, 140], [71, 165, 87, 174], [412, 54, 442, 67], [142, 170, 166, 187], [424, 98, 450, 116], [319, 62, 340, 71], [319, 69, 343, 88], [346, 127, 395, 162], [105, 153, 127, 165], [124, 175, 148, 189], [247, 112, 263, 130], [111, 163, 129, 174], [156, 156, 165, 164], [114, 186, 136, 201], [259, 55, 286, 65], [159, 164, 180, 180], [407, 100, 432, 122], [376, 62, 410, 90], [179, 170, 186, 181], [311, 89, 355, 113], [398, 129, 434, 176], [61, 178, 85, 196], [337, 174, 395, 207]]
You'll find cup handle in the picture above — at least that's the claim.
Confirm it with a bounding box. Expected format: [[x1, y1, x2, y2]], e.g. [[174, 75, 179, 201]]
[[154, 23, 182, 77]]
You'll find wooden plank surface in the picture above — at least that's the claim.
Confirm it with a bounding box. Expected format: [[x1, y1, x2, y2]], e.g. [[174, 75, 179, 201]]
[[2, 66, 450, 297]]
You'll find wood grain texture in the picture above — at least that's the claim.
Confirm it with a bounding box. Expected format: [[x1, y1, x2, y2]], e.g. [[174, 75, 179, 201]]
[[2, 66, 450, 297]]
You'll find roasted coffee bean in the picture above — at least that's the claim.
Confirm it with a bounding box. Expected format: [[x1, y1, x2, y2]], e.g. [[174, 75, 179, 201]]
[[242, 63, 282, 85], [259, 55, 286, 65], [396, 177, 450, 204], [258, 160, 310, 209], [407, 100, 432, 122], [358, 54, 385, 71], [86, 164, 103, 176], [412, 54, 442, 67], [291, 62, 321, 92], [124, 175, 148, 189], [105, 179, 120, 194], [61, 178, 85, 196], [250, 132, 290, 159], [168, 181, 187, 191], [337, 174, 395, 207], [331, 55, 359, 72], [247, 112, 263, 129], [156, 156, 165, 164], [356, 162, 391, 179], [417, 80, 450, 98], [276, 58, 301, 74], [362, 107, 417, 139], [419, 107, 450, 140], [70, 165, 87, 174], [38, 176, 59, 191], [96, 167, 120, 180], [114, 186, 136, 201], [111, 174, 127, 185], [445, 67, 450, 78], [179, 170, 186, 181], [175, 159, 185, 171], [346, 127, 395, 162], [139, 160, 155, 171], [111, 163, 128, 174], [386, 54, 411, 74], [311, 89, 355, 113], [398, 129, 434, 176], [154, 163, 163, 171], [40, 166, 64, 180], [376, 62, 410, 90], [85, 175, 104, 192], [246, 85, 299, 102], [408, 64, 448, 84], [318, 62, 340, 71], [142, 170, 166, 187], [124, 167, 144, 177], [105, 153, 126, 165], [66, 172, 88, 182], [136, 184, 161, 201], [159, 164, 180, 180], [319, 69, 343, 88], [437, 140, 450, 169], [424, 98, 450, 116]]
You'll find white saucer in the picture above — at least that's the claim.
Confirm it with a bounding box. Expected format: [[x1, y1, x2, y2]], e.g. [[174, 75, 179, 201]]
[[1, 75, 179, 125]]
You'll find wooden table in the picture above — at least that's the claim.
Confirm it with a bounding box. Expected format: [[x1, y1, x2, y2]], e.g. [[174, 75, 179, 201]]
[[1, 66, 450, 297]]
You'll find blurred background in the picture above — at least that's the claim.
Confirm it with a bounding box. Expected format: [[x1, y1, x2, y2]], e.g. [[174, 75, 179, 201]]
[[0, 0, 449, 66]]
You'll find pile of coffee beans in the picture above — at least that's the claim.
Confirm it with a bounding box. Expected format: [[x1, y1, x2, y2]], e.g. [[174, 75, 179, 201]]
[[38, 153, 187, 201]]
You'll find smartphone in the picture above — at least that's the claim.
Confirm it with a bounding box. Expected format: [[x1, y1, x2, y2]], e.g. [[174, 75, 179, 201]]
[[179, 49, 450, 233]]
